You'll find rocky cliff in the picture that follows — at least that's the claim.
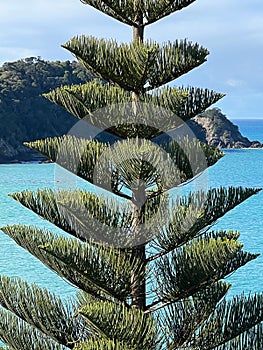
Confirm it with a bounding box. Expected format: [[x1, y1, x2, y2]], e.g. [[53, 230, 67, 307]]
[[187, 108, 262, 149]]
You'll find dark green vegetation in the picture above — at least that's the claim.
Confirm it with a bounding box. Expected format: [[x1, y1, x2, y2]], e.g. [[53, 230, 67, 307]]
[[1, 0, 263, 349], [0, 57, 92, 162]]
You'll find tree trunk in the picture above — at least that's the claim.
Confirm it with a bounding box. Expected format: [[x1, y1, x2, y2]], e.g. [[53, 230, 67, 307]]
[[133, 1, 144, 42], [130, 5, 147, 310]]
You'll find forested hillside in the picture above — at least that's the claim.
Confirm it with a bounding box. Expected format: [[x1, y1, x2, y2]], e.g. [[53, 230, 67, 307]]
[[0, 57, 92, 162]]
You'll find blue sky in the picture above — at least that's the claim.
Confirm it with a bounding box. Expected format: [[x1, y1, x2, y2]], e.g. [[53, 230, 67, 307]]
[[1, 0, 263, 119]]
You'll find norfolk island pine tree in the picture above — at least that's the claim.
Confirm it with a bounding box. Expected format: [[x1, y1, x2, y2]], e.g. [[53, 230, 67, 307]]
[[1, 0, 263, 349]]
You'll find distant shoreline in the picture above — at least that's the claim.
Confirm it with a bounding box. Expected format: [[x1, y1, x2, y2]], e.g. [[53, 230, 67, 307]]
[[1, 113, 263, 165], [2, 147, 263, 166]]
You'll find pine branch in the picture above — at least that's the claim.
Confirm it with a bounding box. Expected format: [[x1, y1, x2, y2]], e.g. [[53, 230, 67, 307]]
[[25, 135, 223, 201], [98, 137, 184, 191], [79, 301, 157, 350], [156, 281, 230, 348], [0, 309, 67, 350], [145, 0, 197, 25], [43, 81, 133, 122], [154, 236, 258, 303], [80, 0, 197, 27], [210, 323, 263, 350], [74, 337, 136, 350], [176, 86, 225, 121], [24, 136, 107, 186], [24, 136, 179, 196], [24, 136, 131, 200], [62, 36, 209, 92], [80, 0, 136, 26], [76, 289, 115, 309], [39, 237, 143, 302], [0, 276, 82, 348], [10, 189, 135, 245], [9, 189, 167, 248], [44, 81, 223, 139], [1, 225, 140, 303], [159, 137, 224, 182], [192, 294, 263, 349], [149, 187, 261, 257]]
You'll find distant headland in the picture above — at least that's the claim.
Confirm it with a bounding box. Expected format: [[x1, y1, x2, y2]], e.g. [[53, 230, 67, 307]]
[[0, 57, 261, 164], [187, 108, 263, 149]]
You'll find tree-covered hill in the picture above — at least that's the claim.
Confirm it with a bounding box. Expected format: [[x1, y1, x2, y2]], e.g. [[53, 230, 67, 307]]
[[0, 57, 92, 162]]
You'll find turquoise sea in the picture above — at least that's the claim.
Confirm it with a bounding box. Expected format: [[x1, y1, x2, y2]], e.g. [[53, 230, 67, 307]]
[[1, 119, 263, 305], [232, 119, 263, 143]]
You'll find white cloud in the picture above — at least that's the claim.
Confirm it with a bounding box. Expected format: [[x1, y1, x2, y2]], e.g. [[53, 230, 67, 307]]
[[226, 79, 244, 88]]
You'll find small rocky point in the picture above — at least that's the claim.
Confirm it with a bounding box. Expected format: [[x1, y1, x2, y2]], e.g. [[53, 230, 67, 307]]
[[187, 108, 263, 149]]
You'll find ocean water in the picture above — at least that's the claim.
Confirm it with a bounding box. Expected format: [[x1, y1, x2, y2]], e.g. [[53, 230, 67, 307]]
[[0, 163, 78, 299], [232, 118, 263, 143], [0, 119, 263, 310]]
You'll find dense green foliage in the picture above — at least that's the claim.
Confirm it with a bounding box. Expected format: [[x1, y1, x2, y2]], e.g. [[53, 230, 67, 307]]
[[1, 0, 263, 349], [0, 57, 92, 160]]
